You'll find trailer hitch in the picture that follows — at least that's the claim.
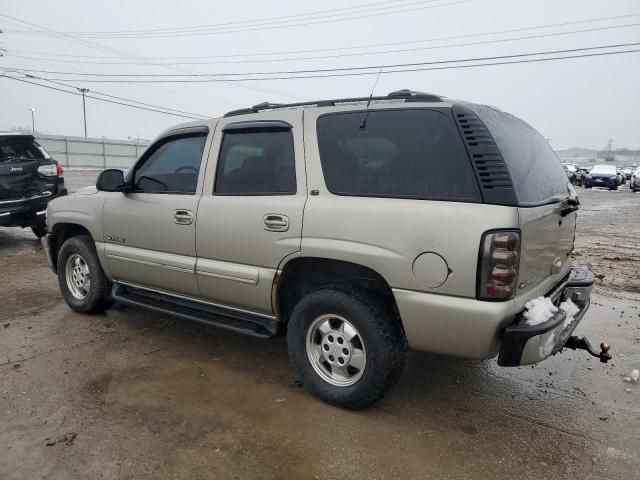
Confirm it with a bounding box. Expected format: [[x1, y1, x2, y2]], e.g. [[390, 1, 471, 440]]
[[565, 336, 612, 363]]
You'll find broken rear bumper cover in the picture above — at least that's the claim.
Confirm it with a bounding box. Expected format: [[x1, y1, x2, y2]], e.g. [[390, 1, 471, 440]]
[[498, 267, 595, 366]]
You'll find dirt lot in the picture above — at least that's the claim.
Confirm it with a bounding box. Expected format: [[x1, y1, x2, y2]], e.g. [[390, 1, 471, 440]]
[[1, 171, 639, 480]]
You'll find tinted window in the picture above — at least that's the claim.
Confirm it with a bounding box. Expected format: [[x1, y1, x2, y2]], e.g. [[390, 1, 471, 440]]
[[316, 109, 481, 202], [215, 130, 296, 195], [0, 136, 47, 161], [467, 104, 569, 205], [134, 134, 206, 194]]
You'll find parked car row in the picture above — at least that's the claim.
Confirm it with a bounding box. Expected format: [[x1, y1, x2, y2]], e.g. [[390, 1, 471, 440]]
[[564, 163, 638, 190]]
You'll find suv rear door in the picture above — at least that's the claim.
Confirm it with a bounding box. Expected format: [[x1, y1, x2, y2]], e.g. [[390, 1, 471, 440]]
[[195, 110, 305, 315], [102, 126, 211, 297], [464, 104, 576, 298]]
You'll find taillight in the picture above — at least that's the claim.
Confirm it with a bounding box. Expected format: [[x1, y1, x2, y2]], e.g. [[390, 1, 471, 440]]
[[56, 163, 64, 175], [478, 230, 520, 301], [37, 164, 58, 177]]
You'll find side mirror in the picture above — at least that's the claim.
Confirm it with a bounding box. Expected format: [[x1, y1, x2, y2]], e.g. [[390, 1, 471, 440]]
[[96, 169, 127, 192]]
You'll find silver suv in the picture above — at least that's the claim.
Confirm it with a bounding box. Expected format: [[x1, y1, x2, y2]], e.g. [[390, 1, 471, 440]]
[[43, 90, 608, 409]]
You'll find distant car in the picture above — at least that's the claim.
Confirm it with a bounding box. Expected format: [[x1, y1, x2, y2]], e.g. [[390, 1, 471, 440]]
[[622, 166, 634, 180], [616, 169, 625, 185], [562, 163, 581, 185], [584, 164, 618, 190], [630, 167, 640, 192], [1, 133, 67, 237]]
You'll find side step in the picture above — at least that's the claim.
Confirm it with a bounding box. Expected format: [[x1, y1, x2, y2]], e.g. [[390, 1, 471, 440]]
[[112, 285, 278, 338]]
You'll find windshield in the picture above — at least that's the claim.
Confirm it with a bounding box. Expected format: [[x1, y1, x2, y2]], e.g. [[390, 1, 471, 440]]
[[590, 165, 616, 175], [0, 136, 47, 162]]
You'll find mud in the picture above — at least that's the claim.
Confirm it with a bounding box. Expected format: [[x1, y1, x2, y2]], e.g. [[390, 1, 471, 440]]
[[0, 173, 638, 479]]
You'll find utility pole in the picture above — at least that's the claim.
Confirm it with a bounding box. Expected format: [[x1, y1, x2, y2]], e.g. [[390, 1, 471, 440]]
[[77, 88, 89, 137], [28, 107, 36, 133]]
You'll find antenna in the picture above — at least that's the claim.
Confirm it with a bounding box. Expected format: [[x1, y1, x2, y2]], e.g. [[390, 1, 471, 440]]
[[359, 69, 383, 130]]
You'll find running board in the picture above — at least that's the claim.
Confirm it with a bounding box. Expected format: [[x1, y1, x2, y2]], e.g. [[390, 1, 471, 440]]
[[112, 285, 278, 338]]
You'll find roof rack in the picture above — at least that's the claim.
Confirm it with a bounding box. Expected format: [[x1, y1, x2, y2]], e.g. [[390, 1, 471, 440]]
[[223, 89, 443, 117]]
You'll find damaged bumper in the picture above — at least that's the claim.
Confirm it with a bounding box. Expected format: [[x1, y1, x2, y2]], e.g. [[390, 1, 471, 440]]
[[498, 267, 596, 366]]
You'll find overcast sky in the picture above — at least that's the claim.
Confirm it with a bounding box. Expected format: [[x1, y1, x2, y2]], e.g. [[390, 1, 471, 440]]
[[1, 0, 639, 149]]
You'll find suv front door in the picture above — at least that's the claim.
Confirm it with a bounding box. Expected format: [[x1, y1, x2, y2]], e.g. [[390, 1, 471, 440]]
[[196, 111, 306, 315], [102, 126, 211, 297]]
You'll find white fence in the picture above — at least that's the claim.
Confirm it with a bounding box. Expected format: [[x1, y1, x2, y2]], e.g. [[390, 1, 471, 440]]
[[37, 135, 149, 169]]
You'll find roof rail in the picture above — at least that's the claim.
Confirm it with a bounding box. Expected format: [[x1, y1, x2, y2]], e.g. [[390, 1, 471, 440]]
[[223, 89, 443, 117]]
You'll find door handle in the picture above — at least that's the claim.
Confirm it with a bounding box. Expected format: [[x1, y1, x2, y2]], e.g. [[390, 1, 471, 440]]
[[264, 214, 289, 232], [174, 209, 194, 225]]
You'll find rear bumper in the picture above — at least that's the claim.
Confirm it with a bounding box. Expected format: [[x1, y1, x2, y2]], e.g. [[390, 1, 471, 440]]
[[497, 267, 594, 366], [0, 186, 67, 228], [394, 266, 594, 362]]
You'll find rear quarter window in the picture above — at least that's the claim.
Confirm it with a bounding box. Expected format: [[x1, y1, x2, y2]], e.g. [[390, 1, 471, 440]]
[[316, 109, 481, 202], [466, 104, 569, 205]]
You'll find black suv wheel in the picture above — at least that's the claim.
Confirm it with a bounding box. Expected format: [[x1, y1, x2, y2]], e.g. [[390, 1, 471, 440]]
[[57, 235, 113, 313], [287, 287, 405, 410], [31, 222, 47, 239]]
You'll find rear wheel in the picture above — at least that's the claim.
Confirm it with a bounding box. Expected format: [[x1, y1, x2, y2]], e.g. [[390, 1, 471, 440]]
[[287, 287, 405, 409], [57, 235, 113, 313], [31, 222, 47, 239]]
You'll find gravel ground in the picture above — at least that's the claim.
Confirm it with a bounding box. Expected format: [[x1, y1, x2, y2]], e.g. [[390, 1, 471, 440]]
[[0, 172, 639, 480]]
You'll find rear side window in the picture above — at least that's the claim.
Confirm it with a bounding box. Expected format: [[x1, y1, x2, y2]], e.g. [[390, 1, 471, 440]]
[[467, 104, 569, 205], [316, 109, 481, 202], [215, 130, 296, 195], [0, 136, 46, 161]]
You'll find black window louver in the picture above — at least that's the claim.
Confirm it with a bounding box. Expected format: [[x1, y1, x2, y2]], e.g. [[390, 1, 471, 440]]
[[451, 104, 517, 206]]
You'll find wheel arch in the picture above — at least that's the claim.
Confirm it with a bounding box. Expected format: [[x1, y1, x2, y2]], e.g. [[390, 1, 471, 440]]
[[274, 256, 403, 328], [49, 223, 94, 273]]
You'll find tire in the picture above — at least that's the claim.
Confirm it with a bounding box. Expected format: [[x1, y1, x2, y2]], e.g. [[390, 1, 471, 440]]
[[610, 185, 618, 191], [57, 235, 113, 314], [287, 287, 405, 410], [31, 223, 47, 239]]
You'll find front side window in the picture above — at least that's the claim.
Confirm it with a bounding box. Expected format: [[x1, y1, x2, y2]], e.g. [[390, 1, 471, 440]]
[[215, 129, 296, 195], [133, 134, 206, 194], [316, 109, 481, 202]]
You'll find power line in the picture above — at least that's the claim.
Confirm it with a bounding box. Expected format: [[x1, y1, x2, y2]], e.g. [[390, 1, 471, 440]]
[[5, 70, 210, 118], [5, 0, 449, 35], [0, 13, 308, 102], [8, 42, 638, 80], [0, 74, 206, 120], [16, 47, 638, 83], [0, 0, 474, 38], [7, 22, 640, 67], [7, 12, 640, 60]]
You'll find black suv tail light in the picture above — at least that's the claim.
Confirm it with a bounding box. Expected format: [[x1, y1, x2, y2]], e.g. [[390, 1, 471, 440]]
[[478, 230, 520, 301]]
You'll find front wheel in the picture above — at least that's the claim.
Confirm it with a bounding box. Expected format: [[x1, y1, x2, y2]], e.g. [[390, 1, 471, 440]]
[[57, 235, 113, 313], [287, 287, 405, 410]]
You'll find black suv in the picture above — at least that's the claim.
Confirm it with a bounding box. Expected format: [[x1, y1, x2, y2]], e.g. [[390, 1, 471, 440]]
[[0, 133, 67, 238]]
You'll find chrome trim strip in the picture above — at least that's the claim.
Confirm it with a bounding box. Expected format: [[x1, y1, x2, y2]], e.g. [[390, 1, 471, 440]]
[[36, 210, 47, 215], [106, 254, 194, 274], [0, 212, 10, 217], [196, 270, 256, 284], [115, 280, 276, 319]]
